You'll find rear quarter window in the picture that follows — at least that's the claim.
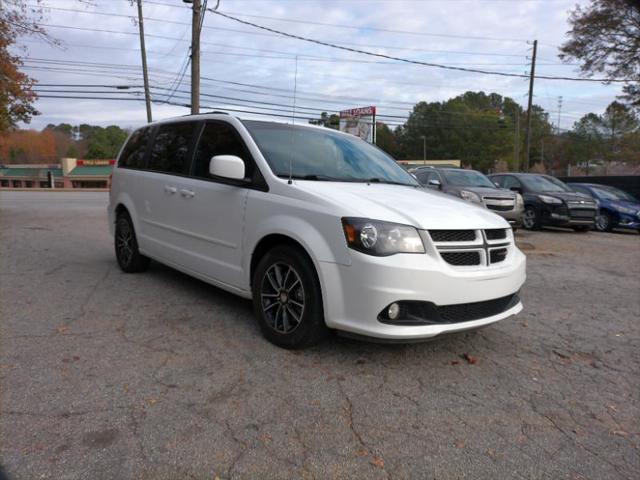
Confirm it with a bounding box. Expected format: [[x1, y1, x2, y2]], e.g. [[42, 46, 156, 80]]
[[118, 127, 151, 169]]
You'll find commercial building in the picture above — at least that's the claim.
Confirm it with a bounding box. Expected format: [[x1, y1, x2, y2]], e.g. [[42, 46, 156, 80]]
[[0, 158, 114, 189]]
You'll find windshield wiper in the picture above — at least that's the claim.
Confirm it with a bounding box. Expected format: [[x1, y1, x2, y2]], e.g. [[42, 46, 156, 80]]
[[278, 174, 339, 181], [366, 178, 417, 187]]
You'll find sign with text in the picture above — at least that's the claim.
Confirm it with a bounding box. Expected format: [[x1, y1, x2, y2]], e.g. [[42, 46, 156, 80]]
[[339, 106, 376, 143]]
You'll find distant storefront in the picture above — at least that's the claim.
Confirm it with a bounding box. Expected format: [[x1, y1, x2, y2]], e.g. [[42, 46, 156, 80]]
[[0, 158, 114, 190]]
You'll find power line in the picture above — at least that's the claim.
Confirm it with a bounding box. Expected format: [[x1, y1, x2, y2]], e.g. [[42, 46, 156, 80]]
[[208, 9, 634, 83]]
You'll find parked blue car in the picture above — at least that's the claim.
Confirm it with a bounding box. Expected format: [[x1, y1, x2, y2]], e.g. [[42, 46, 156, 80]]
[[568, 183, 640, 232]]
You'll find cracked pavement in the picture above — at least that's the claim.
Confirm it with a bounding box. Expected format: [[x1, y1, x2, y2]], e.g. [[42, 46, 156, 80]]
[[1, 191, 639, 479]]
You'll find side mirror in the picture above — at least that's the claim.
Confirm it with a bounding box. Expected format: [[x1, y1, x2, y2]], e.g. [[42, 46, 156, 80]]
[[428, 178, 441, 189], [493, 181, 501, 188], [209, 155, 245, 180]]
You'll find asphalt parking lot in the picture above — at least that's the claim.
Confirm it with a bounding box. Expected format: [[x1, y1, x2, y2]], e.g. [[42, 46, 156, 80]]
[[1, 191, 638, 480]]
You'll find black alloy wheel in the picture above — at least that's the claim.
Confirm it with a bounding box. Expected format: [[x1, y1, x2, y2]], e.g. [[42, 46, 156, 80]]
[[115, 212, 150, 273], [253, 246, 328, 349]]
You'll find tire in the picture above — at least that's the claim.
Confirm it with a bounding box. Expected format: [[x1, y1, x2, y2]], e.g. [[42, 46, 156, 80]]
[[595, 210, 612, 232], [252, 245, 328, 349], [572, 226, 591, 232], [522, 206, 540, 230], [115, 212, 150, 273]]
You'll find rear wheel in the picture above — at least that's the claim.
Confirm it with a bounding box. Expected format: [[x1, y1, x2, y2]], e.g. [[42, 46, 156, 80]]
[[115, 212, 150, 273], [522, 207, 540, 230], [595, 211, 612, 232], [252, 246, 328, 349]]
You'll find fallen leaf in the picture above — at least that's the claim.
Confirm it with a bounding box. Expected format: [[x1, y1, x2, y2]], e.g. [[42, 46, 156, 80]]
[[146, 398, 157, 406], [56, 325, 69, 334], [450, 360, 460, 365], [553, 349, 571, 360], [455, 440, 465, 448], [487, 448, 498, 459], [370, 456, 384, 468], [258, 434, 272, 443], [462, 353, 477, 365], [354, 448, 368, 457], [72, 355, 80, 361], [612, 430, 629, 437]]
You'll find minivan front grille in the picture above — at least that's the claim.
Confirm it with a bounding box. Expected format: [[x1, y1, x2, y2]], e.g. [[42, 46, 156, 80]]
[[429, 230, 476, 242], [485, 229, 507, 240], [441, 251, 481, 266], [428, 229, 512, 268]]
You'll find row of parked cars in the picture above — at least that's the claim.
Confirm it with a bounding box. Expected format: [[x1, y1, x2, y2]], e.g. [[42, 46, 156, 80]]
[[410, 166, 640, 234]]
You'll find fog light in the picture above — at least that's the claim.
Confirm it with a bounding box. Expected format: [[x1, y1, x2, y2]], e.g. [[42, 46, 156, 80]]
[[388, 303, 400, 320]]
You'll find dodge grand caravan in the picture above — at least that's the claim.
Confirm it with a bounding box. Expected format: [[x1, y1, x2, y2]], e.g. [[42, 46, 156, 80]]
[[109, 114, 526, 348]]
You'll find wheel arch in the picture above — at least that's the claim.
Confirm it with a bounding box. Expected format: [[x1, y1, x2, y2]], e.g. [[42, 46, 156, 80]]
[[250, 234, 318, 289]]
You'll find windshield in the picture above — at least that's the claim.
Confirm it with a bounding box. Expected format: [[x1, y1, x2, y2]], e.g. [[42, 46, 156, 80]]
[[243, 121, 419, 186], [592, 186, 637, 202], [441, 169, 495, 188], [521, 175, 571, 192]]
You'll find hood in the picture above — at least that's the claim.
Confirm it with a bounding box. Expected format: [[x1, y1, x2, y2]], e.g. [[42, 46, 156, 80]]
[[447, 186, 515, 199], [609, 199, 640, 211], [295, 181, 509, 229], [538, 191, 596, 203]]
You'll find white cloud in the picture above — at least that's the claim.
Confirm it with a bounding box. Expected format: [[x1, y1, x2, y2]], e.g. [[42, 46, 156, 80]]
[[16, 0, 622, 130]]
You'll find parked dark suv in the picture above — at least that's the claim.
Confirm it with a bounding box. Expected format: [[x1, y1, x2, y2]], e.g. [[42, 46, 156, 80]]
[[413, 167, 523, 227], [488, 173, 597, 231]]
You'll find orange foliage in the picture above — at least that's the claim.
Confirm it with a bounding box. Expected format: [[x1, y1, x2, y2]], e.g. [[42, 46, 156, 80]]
[[0, 129, 58, 164]]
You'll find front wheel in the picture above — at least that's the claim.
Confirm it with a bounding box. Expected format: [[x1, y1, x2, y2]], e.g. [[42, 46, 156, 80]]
[[252, 246, 328, 349], [595, 211, 612, 232], [522, 207, 540, 230]]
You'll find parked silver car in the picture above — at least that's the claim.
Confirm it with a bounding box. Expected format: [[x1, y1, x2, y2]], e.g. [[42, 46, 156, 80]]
[[413, 167, 524, 227]]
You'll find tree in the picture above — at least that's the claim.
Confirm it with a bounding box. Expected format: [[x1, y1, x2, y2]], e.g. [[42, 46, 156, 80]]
[[308, 112, 339, 130], [375, 122, 400, 158], [0, 1, 53, 131], [559, 0, 640, 107], [394, 92, 544, 172]]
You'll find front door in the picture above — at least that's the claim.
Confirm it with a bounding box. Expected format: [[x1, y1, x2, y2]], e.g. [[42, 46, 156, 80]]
[[167, 121, 256, 288]]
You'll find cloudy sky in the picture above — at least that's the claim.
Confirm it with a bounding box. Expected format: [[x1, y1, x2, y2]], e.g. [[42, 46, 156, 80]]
[[17, 0, 622, 131]]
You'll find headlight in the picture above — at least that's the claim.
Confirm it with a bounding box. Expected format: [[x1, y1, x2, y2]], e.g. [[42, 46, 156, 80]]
[[617, 206, 636, 215], [342, 218, 425, 256], [516, 193, 524, 207], [539, 195, 562, 205], [460, 190, 482, 203]]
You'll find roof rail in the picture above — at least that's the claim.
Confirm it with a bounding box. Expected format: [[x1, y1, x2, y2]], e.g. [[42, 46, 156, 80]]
[[179, 111, 230, 117]]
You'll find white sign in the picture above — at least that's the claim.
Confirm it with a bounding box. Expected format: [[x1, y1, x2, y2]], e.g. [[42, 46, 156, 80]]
[[339, 106, 376, 143]]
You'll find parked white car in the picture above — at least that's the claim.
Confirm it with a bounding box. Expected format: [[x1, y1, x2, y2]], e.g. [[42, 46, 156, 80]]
[[108, 114, 526, 348]]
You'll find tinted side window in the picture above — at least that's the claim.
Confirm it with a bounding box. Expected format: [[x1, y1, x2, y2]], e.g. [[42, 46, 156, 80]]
[[119, 127, 151, 169], [572, 185, 590, 196], [502, 176, 521, 190], [415, 171, 430, 184], [147, 122, 197, 175], [193, 122, 254, 180]]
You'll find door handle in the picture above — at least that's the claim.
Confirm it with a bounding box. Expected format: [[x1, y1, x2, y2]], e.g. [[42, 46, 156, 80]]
[[180, 189, 195, 198], [164, 185, 177, 194]]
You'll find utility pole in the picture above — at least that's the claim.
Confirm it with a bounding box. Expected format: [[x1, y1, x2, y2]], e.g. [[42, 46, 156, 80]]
[[136, 0, 152, 122], [524, 39, 537, 172], [190, 0, 202, 114], [514, 106, 520, 171], [420, 135, 426, 162]]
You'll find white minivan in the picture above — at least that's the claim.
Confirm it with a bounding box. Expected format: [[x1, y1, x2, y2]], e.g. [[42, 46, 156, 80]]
[[109, 113, 526, 348]]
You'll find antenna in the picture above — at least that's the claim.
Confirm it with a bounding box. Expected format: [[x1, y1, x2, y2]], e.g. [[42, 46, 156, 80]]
[[288, 55, 299, 185]]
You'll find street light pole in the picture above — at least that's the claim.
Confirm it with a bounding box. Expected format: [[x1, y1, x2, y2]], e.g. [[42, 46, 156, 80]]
[[420, 135, 426, 162]]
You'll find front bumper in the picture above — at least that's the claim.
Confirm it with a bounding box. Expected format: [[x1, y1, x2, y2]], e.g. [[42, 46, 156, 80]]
[[615, 212, 640, 230], [318, 242, 526, 341]]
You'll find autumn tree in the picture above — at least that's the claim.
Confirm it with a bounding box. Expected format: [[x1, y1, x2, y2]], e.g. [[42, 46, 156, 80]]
[[559, 0, 640, 107], [0, 1, 55, 131]]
